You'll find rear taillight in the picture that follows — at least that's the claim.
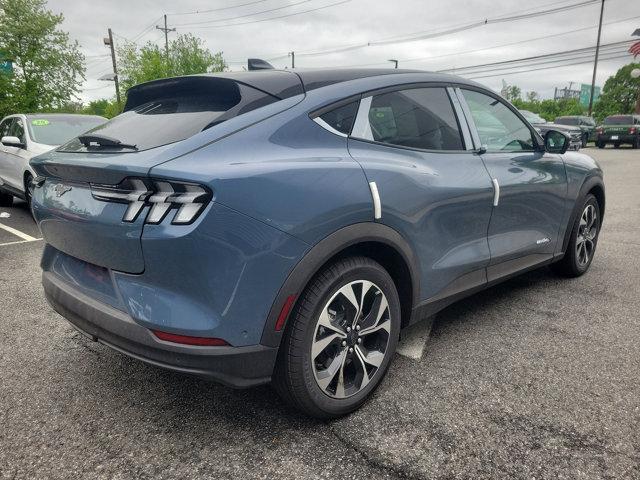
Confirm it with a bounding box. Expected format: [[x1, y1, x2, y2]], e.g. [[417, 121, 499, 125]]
[[91, 177, 212, 225], [630, 127, 636, 134]]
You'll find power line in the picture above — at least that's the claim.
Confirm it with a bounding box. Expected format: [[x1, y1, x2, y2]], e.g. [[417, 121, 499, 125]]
[[188, 0, 352, 29], [173, 0, 316, 27], [438, 40, 632, 74], [467, 52, 630, 80], [253, 0, 605, 59], [448, 46, 630, 77], [167, 0, 268, 16], [394, 15, 640, 66]]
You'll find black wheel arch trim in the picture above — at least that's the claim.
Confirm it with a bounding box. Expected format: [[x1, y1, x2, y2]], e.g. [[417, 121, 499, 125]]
[[260, 222, 420, 348], [561, 175, 605, 254]]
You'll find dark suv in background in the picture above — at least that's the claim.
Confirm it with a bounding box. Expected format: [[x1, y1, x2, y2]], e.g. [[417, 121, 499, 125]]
[[596, 115, 640, 149], [555, 115, 597, 147]]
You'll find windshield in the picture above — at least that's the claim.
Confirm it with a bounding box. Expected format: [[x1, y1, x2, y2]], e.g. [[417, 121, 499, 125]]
[[555, 117, 579, 126], [27, 115, 106, 146], [519, 110, 546, 124], [604, 115, 633, 125]]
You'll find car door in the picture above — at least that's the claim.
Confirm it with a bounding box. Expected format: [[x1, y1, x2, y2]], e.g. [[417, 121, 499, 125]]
[[458, 88, 567, 281], [0, 117, 16, 189], [3, 116, 29, 190], [347, 85, 494, 306]]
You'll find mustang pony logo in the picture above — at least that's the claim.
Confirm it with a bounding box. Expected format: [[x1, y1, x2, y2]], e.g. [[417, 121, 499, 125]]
[[54, 184, 72, 197]]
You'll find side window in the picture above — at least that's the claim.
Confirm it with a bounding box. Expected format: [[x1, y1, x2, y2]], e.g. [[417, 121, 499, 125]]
[[0, 119, 13, 138], [352, 87, 464, 151], [461, 89, 535, 152], [317, 101, 358, 135], [9, 118, 26, 145]]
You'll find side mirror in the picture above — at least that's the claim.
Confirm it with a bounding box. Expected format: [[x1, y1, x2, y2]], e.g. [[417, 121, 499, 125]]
[[1, 136, 24, 148], [544, 130, 569, 154]]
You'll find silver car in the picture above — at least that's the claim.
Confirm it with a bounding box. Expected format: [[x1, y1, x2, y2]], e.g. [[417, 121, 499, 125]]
[[0, 113, 106, 207]]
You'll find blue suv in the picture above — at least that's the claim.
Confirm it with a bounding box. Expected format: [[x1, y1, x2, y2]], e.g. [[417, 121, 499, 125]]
[[30, 69, 604, 418]]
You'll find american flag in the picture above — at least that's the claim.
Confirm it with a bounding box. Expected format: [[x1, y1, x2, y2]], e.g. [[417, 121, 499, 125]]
[[630, 41, 640, 57]]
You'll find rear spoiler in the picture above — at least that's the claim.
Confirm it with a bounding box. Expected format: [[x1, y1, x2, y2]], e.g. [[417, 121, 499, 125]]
[[124, 71, 303, 112]]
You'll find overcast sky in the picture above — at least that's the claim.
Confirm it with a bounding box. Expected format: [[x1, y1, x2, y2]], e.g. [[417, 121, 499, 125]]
[[46, 0, 640, 103]]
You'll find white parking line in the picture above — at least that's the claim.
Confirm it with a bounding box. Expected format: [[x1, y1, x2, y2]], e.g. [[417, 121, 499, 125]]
[[397, 317, 434, 360], [0, 222, 41, 243], [0, 238, 43, 247]]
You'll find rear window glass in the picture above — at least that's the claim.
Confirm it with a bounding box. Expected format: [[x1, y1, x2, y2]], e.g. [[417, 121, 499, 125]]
[[604, 116, 633, 125], [60, 78, 279, 153], [555, 117, 579, 126], [318, 101, 358, 135], [27, 115, 106, 146]]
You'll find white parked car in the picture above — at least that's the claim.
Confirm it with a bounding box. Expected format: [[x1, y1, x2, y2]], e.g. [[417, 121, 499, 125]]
[[0, 113, 107, 207]]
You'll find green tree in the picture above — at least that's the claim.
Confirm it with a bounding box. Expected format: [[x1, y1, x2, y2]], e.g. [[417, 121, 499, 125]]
[[117, 33, 226, 93], [502, 85, 522, 103], [592, 62, 640, 122], [0, 0, 84, 118]]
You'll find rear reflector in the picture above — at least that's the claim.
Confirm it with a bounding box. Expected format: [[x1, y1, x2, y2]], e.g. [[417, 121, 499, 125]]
[[275, 294, 296, 331], [152, 330, 229, 346]]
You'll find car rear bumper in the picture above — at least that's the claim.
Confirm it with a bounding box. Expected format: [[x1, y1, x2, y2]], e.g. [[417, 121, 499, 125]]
[[43, 271, 278, 388]]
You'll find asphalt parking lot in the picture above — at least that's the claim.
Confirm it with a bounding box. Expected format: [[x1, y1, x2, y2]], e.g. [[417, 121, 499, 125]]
[[1, 147, 639, 479]]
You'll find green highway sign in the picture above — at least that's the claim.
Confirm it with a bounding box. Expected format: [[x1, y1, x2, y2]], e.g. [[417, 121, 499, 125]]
[[580, 84, 601, 107]]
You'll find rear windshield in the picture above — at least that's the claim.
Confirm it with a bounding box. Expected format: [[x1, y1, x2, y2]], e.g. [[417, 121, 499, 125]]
[[555, 117, 579, 126], [27, 115, 106, 146], [604, 116, 633, 125], [60, 77, 280, 153]]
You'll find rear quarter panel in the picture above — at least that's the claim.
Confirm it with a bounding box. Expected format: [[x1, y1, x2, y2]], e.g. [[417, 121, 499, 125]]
[[149, 105, 375, 245]]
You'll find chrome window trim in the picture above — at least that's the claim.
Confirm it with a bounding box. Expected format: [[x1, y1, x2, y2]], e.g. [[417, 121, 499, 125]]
[[312, 117, 348, 138]]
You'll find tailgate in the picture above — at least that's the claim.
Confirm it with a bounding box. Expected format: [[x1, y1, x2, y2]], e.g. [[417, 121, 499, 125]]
[[30, 148, 170, 273]]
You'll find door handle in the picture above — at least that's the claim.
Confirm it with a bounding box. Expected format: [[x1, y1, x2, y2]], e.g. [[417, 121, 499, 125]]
[[492, 178, 500, 207]]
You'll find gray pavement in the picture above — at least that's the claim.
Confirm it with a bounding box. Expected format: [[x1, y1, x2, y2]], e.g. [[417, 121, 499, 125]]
[[0, 146, 639, 479]]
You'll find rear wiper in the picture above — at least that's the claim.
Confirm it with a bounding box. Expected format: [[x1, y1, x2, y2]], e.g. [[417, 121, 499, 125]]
[[78, 134, 138, 150]]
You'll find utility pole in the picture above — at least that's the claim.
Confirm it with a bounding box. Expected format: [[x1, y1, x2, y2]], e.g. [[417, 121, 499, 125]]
[[156, 14, 176, 60], [588, 0, 605, 116], [104, 28, 121, 106], [289, 51, 295, 69]]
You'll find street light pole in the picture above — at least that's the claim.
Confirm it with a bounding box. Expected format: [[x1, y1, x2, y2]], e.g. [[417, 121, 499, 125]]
[[588, 0, 605, 116]]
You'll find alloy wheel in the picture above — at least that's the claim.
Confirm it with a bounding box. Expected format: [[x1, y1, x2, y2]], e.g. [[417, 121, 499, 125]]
[[311, 280, 391, 399], [576, 204, 598, 267]]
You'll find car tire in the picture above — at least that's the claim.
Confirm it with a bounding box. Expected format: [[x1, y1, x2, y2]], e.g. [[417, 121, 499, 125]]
[[581, 133, 588, 148], [0, 191, 13, 207], [633, 137, 640, 149], [551, 194, 601, 278], [273, 256, 401, 419]]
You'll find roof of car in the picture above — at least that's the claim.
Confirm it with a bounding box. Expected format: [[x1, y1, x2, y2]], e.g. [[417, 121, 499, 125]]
[[126, 68, 477, 109]]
